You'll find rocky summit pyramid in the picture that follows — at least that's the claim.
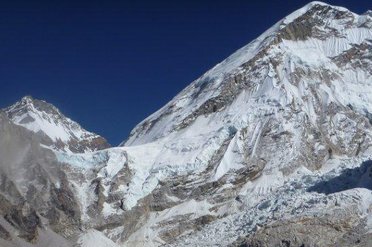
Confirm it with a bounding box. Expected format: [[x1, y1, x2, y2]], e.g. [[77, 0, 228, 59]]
[[0, 1, 372, 246]]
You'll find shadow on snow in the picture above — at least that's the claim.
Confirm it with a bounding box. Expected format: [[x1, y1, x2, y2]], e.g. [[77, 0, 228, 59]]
[[307, 160, 372, 195]]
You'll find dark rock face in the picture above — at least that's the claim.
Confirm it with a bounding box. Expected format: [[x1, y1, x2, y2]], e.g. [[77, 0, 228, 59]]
[[233, 215, 368, 247], [4, 206, 40, 243], [333, 41, 372, 74], [0, 223, 11, 241], [51, 183, 81, 220], [278, 4, 354, 41], [0, 185, 40, 243], [0, 112, 80, 244]]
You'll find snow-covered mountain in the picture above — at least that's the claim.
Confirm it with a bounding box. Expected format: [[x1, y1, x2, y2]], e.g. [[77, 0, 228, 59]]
[[4, 96, 110, 153], [0, 1, 372, 247]]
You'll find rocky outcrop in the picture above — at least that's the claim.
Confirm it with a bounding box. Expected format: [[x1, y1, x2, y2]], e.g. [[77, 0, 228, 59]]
[[233, 213, 370, 247], [0, 112, 80, 243]]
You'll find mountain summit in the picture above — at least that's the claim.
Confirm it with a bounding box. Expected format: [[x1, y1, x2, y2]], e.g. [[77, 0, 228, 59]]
[[0, 2, 371, 247], [124, 1, 372, 146], [4, 96, 110, 153]]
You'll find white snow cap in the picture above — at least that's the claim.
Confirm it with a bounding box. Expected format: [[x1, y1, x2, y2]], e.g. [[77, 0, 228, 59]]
[[282, 1, 350, 24], [4, 95, 109, 153]]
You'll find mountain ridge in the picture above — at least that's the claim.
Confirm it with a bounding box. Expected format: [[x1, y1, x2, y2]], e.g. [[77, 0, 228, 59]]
[[0, 1, 372, 247], [122, 1, 372, 147]]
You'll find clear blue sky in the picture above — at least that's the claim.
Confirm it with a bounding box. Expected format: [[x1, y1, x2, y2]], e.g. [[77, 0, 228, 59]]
[[0, 0, 370, 145]]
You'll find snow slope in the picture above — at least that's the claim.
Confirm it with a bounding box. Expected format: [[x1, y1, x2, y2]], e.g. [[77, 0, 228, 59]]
[[55, 2, 372, 246], [1, 2, 372, 247]]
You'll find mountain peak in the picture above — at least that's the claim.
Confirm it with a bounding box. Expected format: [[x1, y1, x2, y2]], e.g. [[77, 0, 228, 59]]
[[4, 96, 111, 153], [299, 1, 347, 11], [9, 96, 62, 117], [277, 1, 358, 41], [20, 95, 34, 103], [123, 1, 372, 146], [365, 10, 372, 17], [289, 1, 350, 16]]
